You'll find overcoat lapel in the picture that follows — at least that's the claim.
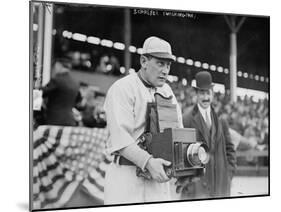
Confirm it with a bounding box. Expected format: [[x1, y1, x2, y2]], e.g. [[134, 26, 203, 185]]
[[192, 105, 210, 145], [210, 107, 220, 149], [210, 111, 216, 148]]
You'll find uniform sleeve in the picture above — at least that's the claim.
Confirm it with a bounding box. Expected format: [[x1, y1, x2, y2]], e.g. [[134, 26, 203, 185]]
[[104, 82, 137, 154], [119, 143, 152, 171]]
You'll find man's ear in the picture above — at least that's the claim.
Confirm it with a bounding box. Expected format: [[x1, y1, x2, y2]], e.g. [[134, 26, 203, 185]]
[[140, 55, 147, 70]]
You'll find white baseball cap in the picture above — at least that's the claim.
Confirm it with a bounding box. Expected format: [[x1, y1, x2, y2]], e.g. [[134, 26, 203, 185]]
[[142, 36, 176, 61]]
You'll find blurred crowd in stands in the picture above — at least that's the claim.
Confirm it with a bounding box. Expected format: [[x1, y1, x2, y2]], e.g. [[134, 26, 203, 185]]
[[63, 51, 121, 75], [75, 83, 107, 128]]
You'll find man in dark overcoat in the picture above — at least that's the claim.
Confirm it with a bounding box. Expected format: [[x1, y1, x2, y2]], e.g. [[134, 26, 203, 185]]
[[180, 71, 236, 199], [42, 58, 80, 126]]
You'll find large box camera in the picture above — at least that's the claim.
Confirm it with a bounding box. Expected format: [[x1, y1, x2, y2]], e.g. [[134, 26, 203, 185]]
[[146, 128, 209, 178], [137, 93, 209, 178]]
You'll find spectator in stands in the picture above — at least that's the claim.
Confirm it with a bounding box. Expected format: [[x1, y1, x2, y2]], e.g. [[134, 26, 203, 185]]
[[180, 71, 236, 198], [79, 82, 89, 99], [80, 87, 107, 128], [95, 55, 111, 74], [109, 55, 121, 75], [95, 54, 120, 75], [42, 58, 80, 126]]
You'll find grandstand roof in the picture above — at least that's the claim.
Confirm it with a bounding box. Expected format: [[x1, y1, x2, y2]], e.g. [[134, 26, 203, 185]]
[[52, 3, 269, 92]]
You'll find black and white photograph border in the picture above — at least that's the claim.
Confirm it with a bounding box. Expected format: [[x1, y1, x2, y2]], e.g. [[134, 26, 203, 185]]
[[29, 0, 270, 210], [1, 0, 280, 212]]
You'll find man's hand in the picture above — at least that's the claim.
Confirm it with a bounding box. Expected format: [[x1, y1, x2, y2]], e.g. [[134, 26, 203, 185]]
[[145, 158, 171, 183]]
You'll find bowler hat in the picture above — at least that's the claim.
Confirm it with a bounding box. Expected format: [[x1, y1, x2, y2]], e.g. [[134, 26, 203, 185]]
[[193, 71, 214, 90], [142, 36, 175, 61]]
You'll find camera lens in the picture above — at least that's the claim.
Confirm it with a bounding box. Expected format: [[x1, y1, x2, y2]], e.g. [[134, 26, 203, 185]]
[[198, 146, 209, 164], [186, 143, 210, 166]]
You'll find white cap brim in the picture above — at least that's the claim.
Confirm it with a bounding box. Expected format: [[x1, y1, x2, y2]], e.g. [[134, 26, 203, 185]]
[[144, 52, 176, 61]]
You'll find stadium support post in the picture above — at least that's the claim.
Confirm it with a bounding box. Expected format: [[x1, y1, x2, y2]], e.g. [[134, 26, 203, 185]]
[[230, 32, 237, 102], [34, 3, 44, 89], [42, 3, 54, 86], [124, 8, 131, 75], [224, 16, 246, 102]]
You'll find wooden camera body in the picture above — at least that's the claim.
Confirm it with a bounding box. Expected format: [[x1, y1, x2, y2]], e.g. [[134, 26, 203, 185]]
[[142, 93, 209, 178]]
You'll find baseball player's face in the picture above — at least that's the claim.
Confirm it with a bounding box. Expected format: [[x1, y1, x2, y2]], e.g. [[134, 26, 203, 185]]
[[197, 89, 213, 109], [143, 56, 171, 87]]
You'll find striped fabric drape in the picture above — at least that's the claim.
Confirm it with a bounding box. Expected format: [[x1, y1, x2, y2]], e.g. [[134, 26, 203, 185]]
[[32, 125, 111, 210]]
